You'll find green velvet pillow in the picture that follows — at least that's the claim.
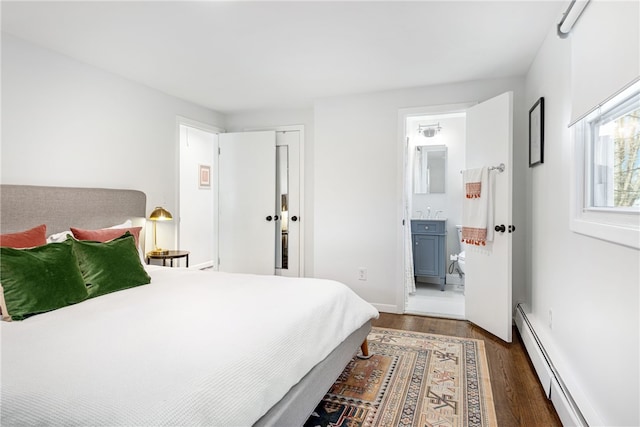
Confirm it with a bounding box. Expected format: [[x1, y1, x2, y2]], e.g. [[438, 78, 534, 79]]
[[71, 232, 150, 298], [0, 239, 89, 321]]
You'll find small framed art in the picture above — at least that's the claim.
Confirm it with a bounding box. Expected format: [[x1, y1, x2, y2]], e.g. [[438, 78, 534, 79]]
[[529, 97, 544, 167], [199, 164, 211, 189]]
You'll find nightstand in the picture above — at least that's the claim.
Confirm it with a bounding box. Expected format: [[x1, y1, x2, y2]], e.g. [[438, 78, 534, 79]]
[[146, 250, 190, 267]]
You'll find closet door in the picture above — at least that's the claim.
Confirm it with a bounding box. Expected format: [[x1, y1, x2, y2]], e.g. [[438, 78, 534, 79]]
[[275, 130, 301, 277], [218, 131, 276, 274]]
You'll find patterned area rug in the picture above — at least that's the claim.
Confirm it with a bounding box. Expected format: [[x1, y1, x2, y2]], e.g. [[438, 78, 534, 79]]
[[304, 327, 497, 427]]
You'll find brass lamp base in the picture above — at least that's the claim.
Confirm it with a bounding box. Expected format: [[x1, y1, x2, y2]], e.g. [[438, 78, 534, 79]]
[[149, 249, 169, 255]]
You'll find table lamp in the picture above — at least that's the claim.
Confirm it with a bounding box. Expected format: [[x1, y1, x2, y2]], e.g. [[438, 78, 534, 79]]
[[149, 206, 172, 255]]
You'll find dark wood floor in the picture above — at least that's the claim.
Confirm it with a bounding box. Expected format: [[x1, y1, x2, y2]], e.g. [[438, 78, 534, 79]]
[[372, 313, 562, 427]]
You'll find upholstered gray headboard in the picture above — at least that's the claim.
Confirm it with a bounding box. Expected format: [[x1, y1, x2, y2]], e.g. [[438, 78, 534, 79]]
[[0, 185, 147, 237]]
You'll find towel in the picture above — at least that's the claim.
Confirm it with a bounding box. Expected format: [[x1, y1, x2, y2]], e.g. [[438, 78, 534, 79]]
[[461, 167, 494, 246], [464, 168, 483, 199]]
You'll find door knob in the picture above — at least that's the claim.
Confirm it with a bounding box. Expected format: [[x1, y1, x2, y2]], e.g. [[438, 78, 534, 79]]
[[495, 224, 506, 233], [508, 225, 516, 233], [266, 216, 273, 221], [291, 216, 298, 222]]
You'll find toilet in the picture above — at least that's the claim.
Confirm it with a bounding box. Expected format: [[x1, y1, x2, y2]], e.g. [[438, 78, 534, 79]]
[[455, 225, 467, 274]]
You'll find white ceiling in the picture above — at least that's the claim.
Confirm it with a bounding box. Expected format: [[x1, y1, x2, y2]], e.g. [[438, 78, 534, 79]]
[[1, 1, 566, 114]]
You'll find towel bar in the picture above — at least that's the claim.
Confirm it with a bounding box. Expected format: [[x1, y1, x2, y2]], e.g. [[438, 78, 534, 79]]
[[460, 163, 505, 174]]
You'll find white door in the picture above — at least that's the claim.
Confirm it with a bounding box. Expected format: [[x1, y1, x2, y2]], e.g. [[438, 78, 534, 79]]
[[275, 130, 301, 277], [465, 91, 513, 342], [218, 131, 276, 274]]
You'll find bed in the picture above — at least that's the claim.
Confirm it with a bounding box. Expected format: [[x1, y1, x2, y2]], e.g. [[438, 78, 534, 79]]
[[0, 184, 379, 426]]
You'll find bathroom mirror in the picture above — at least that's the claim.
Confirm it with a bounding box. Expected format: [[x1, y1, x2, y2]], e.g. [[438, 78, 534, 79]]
[[414, 145, 447, 194]]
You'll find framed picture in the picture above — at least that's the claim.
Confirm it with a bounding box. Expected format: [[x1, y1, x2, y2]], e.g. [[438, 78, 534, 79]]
[[529, 97, 544, 167], [199, 164, 211, 189]]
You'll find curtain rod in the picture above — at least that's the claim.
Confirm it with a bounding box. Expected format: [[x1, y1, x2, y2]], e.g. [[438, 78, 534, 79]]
[[557, 0, 591, 39]]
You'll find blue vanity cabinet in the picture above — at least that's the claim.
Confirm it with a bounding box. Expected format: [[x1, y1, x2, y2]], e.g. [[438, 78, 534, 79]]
[[411, 220, 446, 290]]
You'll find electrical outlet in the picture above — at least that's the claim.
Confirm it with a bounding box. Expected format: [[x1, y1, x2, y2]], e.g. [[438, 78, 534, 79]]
[[358, 268, 367, 281], [548, 309, 553, 329]]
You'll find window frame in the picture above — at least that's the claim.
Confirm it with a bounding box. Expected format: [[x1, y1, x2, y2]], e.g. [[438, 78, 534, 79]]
[[570, 80, 640, 249]]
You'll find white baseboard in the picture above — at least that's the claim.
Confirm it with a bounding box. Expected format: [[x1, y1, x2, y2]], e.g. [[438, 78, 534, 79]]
[[514, 307, 553, 396], [372, 303, 399, 314], [192, 260, 214, 270], [515, 304, 588, 427], [550, 377, 582, 427]]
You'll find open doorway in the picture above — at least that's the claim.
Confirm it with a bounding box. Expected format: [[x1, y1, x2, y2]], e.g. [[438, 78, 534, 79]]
[[400, 92, 514, 340], [178, 119, 222, 270], [402, 109, 468, 319]]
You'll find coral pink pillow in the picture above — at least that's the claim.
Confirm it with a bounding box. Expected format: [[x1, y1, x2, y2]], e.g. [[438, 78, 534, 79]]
[[71, 226, 142, 248], [0, 224, 47, 248]]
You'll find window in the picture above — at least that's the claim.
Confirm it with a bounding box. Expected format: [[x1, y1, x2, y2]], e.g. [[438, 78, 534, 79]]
[[588, 93, 640, 210], [571, 80, 640, 249]]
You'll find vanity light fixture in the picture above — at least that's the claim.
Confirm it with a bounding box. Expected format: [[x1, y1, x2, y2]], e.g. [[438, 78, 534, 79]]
[[418, 123, 442, 138], [148, 206, 173, 255]]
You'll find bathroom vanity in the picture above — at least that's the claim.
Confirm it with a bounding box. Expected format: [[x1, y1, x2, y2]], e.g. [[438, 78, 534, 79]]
[[411, 219, 447, 290]]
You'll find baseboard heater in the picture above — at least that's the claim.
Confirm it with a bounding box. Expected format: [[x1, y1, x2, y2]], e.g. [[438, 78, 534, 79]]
[[514, 303, 589, 426]]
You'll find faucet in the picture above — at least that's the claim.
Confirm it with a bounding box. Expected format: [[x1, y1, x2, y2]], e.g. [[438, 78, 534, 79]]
[[435, 210, 444, 219], [426, 207, 431, 219]]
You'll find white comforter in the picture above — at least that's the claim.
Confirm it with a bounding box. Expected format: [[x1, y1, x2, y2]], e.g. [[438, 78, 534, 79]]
[[1, 266, 378, 426]]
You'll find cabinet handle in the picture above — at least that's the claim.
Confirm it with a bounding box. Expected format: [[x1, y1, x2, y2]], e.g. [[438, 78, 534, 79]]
[[266, 216, 273, 222], [495, 224, 506, 233], [424, 226, 429, 230], [291, 216, 298, 222], [274, 215, 279, 221]]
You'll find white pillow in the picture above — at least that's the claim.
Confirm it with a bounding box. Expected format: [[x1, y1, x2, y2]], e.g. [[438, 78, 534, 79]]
[[46, 230, 73, 243], [45, 219, 146, 264], [109, 219, 133, 229], [46, 220, 133, 243]]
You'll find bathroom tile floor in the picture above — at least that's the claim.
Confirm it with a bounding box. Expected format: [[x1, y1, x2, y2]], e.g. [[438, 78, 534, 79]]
[[406, 281, 465, 319]]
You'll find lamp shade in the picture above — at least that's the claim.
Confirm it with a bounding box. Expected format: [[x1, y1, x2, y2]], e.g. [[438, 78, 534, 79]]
[[149, 207, 172, 221]]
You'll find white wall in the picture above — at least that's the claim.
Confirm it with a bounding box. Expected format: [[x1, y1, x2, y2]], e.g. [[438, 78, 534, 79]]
[[225, 109, 315, 276], [312, 77, 527, 311], [524, 1, 639, 425], [1, 34, 225, 251]]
